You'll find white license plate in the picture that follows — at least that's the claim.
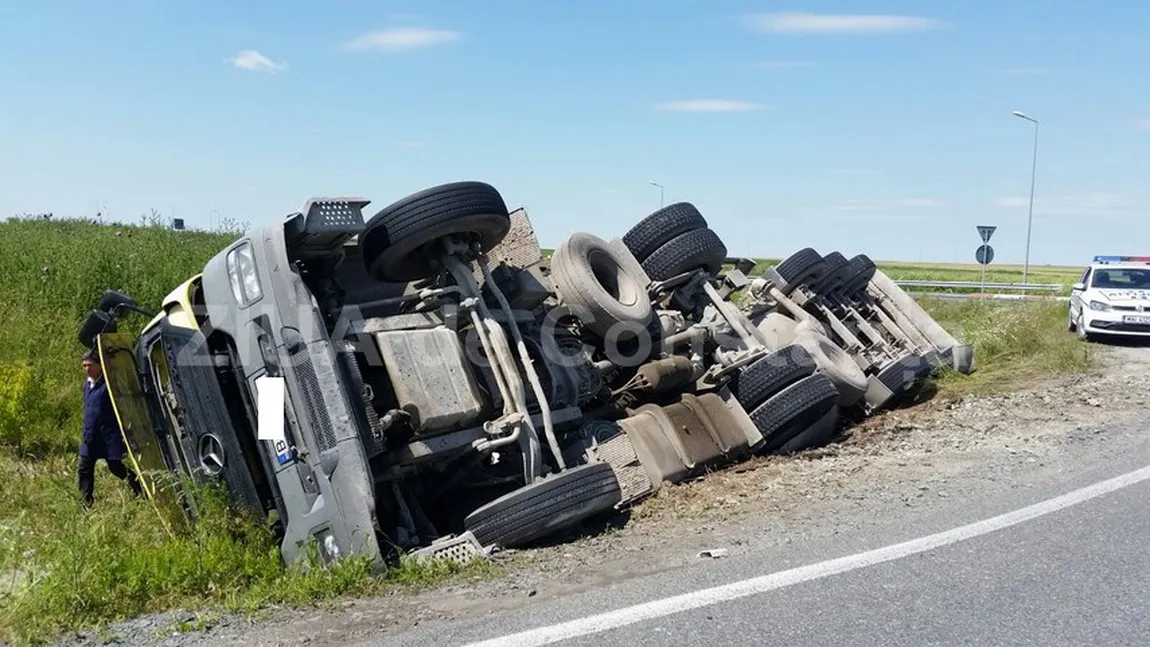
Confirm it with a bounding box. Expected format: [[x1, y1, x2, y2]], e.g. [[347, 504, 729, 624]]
[[1122, 315, 1150, 325]]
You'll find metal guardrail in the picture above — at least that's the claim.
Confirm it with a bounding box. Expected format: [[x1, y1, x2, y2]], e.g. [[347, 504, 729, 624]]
[[912, 292, 1070, 303], [893, 280, 1063, 293]]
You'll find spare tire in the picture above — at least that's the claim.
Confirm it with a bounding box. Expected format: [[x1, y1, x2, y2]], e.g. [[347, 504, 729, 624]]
[[551, 232, 655, 341], [463, 462, 622, 549], [640, 227, 728, 281], [622, 202, 708, 264], [360, 181, 511, 283]]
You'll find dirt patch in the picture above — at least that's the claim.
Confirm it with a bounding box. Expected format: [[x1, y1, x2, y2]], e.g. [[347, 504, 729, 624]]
[[56, 343, 1150, 647]]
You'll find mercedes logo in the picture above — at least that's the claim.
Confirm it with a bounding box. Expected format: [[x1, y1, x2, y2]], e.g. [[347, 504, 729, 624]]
[[198, 433, 225, 475]]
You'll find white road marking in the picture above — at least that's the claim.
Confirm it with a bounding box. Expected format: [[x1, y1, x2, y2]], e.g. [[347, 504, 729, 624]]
[[461, 464, 1150, 647]]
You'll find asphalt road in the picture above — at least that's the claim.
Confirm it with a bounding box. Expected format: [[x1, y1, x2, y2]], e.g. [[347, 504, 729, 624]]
[[355, 424, 1150, 647]]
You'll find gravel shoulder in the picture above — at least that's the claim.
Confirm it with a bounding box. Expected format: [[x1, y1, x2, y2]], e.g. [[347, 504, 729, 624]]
[[57, 342, 1150, 647]]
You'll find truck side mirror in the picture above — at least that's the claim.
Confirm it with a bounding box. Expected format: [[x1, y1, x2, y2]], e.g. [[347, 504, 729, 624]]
[[97, 289, 138, 314], [78, 309, 118, 348], [1071, 282, 1085, 291]]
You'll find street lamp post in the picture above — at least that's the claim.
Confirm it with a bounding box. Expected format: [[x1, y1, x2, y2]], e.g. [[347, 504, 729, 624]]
[[648, 180, 665, 209], [1012, 110, 1039, 286]]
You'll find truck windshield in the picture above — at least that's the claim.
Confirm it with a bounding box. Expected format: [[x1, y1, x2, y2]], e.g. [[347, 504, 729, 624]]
[[1092, 268, 1150, 289]]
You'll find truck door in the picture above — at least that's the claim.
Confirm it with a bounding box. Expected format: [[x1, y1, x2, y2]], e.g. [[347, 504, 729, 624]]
[[95, 332, 188, 537]]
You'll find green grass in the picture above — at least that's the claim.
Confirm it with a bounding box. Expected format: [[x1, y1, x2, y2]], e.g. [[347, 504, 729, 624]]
[[0, 217, 1092, 645], [0, 453, 496, 645], [919, 297, 1096, 396], [0, 214, 499, 645]]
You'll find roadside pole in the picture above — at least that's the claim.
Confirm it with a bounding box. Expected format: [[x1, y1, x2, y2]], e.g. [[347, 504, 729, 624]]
[[976, 225, 997, 300]]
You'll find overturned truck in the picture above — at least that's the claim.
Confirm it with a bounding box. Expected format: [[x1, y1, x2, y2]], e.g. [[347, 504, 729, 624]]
[[79, 182, 973, 570]]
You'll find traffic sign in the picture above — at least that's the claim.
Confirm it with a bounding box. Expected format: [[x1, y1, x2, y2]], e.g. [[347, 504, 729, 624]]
[[977, 225, 997, 244], [976, 244, 994, 265]]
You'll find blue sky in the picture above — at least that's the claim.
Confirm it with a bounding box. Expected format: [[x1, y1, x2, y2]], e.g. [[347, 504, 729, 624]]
[[2, 1, 1148, 266]]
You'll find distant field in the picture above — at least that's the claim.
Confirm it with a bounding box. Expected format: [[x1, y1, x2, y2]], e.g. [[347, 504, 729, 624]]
[[541, 248, 1081, 294]]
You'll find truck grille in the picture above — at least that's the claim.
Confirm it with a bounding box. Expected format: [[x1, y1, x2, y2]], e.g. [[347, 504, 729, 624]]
[[292, 346, 338, 452]]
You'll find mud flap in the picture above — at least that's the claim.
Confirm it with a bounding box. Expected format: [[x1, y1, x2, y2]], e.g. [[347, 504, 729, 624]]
[[617, 389, 763, 492]]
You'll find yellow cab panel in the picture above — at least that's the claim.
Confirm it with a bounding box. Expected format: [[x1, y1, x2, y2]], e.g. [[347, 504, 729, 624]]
[[142, 274, 205, 335], [96, 332, 188, 536]]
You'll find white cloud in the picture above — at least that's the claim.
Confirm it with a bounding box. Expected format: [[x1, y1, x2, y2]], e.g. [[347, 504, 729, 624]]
[[756, 60, 816, 69], [899, 197, 947, 208], [995, 193, 1144, 218], [745, 12, 946, 34], [228, 50, 286, 73], [344, 27, 461, 52], [655, 99, 763, 112]]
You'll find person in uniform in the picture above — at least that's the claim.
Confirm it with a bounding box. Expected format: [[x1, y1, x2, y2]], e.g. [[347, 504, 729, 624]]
[[78, 348, 144, 506]]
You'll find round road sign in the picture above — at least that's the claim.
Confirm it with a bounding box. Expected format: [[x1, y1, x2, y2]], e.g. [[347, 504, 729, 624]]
[[975, 244, 994, 265]]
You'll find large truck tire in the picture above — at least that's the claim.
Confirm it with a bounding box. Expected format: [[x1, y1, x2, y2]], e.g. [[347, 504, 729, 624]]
[[550, 232, 655, 342], [791, 329, 869, 407], [622, 202, 709, 264], [730, 343, 817, 412], [640, 227, 728, 281], [876, 353, 928, 399], [773, 406, 840, 454], [839, 254, 877, 298], [809, 251, 853, 296], [748, 373, 841, 453], [772, 248, 827, 295], [463, 462, 622, 549], [361, 181, 511, 283]]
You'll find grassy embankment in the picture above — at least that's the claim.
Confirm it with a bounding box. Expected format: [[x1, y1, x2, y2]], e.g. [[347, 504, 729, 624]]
[[0, 217, 1093, 645], [0, 216, 489, 646]]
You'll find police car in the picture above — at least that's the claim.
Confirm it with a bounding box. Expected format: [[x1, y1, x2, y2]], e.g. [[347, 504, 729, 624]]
[[1068, 255, 1150, 340]]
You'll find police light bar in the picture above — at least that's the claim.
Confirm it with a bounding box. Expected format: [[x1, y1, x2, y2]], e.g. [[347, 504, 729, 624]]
[[1093, 255, 1150, 264]]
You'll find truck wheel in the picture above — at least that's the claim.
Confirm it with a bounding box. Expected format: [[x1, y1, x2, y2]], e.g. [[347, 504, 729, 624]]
[[550, 232, 655, 341], [839, 254, 877, 298], [875, 353, 926, 399], [809, 252, 853, 296], [463, 462, 622, 549], [622, 202, 708, 264], [773, 248, 827, 295], [749, 373, 841, 453], [753, 312, 799, 349], [730, 343, 816, 411], [361, 181, 512, 283], [792, 329, 869, 406], [640, 227, 728, 281], [773, 406, 839, 454]]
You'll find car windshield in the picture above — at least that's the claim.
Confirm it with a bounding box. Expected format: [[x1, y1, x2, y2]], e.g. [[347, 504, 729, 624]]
[[1091, 268, 1150, 289]]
